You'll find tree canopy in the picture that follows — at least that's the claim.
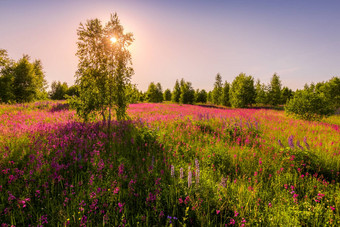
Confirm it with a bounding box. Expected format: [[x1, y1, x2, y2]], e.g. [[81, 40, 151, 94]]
[[0, 51, 47, 103], [229, 73, 255, 108], [285, 89, 333, 121], [179, 79, 195, 104], [268, 73, 282, 106], [70, 13, 134, 122], [163, 89, 172, 101], [171, 79, 181, 103], [49, 81, 69, 100], [146, 82, 163, 103], [212, 73, 223, 105]]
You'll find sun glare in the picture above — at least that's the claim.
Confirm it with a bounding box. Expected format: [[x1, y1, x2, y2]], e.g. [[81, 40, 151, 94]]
[[110, 37, 117, 43]]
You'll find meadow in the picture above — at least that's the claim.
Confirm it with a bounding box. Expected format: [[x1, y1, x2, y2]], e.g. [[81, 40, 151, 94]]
[[0, 101, 339, 226]]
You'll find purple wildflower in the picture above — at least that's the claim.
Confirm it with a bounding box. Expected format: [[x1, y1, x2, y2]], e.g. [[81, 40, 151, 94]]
[[288, 135, 294, 149], [188, 166, 192, 188], [278, 139, 284, 148], [195, 159, 200, 185], [220, 177, 227, 187], [296, 140, 304, 150], [303, 136, 310, 150], [171, 165, 175, 177]]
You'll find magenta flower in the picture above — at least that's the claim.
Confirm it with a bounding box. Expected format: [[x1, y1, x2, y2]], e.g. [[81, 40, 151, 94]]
[[118, 202, 125, 213]]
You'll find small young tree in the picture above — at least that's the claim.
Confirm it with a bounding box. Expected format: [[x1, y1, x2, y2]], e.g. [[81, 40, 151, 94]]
[[0, 51, 47, 103], [146, 82, 163, 103], [171, 79, 181, 103], [268, 73, 282, 106], [0, 49, 15, 103], [221, 81, 230, 106], [230, 73, 256, 108], [179, 79, 195, 104], [317, 76, 340, 110], [207, 91, 212, 103], [125, 83, 140, 104], [212, 73, 223, 105], [49, 81, 69, 100], [66, 85, 79, 97], [13, 55, 47, 103], [285, 89, 333, 121], [281, 86, 294, 104], [70, 13, 134, 122], [255, 79, 268, 105], [195, 89, 207, 103], [163, 88, 172, 101]]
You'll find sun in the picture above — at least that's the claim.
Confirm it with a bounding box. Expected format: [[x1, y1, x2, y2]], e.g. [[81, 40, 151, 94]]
[[110, 37, 117, 43]]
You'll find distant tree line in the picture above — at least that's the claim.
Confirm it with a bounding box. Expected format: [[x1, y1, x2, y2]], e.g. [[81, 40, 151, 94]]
[[142, 72, 294, 108], [2, 48, 339, 121], [142, 73, 339, 120], [51, 71, 337, 122]]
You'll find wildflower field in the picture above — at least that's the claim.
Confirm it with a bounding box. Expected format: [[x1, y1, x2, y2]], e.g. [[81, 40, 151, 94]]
[[0, 101, 339, 226]]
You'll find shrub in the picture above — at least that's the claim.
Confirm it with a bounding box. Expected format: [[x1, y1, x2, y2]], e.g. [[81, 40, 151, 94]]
[[285, 90, 333, 121]]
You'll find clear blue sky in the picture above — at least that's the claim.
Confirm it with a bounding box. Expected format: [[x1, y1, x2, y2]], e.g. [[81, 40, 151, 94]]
[[1, 0, 339, 91]]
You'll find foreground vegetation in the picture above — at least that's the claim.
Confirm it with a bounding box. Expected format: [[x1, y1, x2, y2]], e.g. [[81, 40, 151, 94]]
[[0, 101, 339, 226]]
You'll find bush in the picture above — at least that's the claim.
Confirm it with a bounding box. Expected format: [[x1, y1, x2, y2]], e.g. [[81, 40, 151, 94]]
[[285, 90, 333, 121]]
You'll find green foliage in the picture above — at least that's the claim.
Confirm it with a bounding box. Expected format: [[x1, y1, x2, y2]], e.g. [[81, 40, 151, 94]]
[[1, 51, 46, 103], [171, 79, 181, 103], [163, 88, 172, 101], [0, 53, 47, 103], [13, 56, 37, 102], [281, 86, 294, 104], [126, 84, 142, 104], [316, 76, 340, 110], [49, 81, 69, 100], [195, 89, 207, 103], [207, 90, 212, 103], [255, 79, 268, 105], [230, 73, 256, 108], [221, 81, 230, 106], [285, 89, 333, 121], [138, 91, 147, 102], [212, 73, 223, 105], [66, 84, 79, 97], [0, 49, 12, 69], [0, 53, 15, 103], [268, 73, 282, 106], [70, 13, 134, 122], [146, 82, 163, 103], [179, 79, 195, 104]]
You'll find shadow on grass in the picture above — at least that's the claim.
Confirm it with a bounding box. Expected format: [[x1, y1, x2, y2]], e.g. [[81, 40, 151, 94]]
[[0, 120, 178, 226], [49, 102, 70, 112]]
